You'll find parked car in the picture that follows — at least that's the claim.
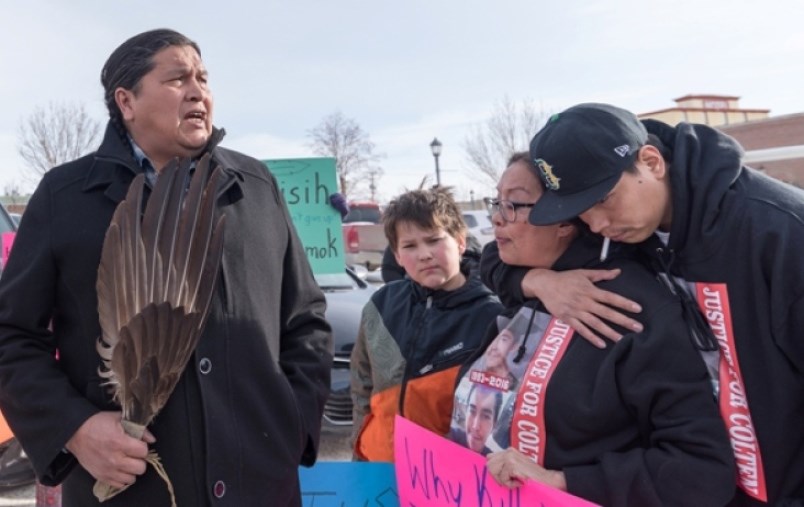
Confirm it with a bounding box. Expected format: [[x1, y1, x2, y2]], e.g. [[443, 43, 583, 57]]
[[342, 201, 381, 224], [342, 202, 386, 270], [343, 223, 386, 271], [0, 204, 17, 273], [462, 209, 494, 246], [0, 204, 33, 492], [316, 267, 377, 429]]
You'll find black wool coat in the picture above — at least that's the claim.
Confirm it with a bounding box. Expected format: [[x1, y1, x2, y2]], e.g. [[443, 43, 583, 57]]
[[0, 123, 333, 506]]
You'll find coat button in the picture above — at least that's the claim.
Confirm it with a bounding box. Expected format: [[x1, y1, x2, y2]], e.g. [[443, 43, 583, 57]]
[[199, 357, 212, 375], [213, 480, 226, 498]]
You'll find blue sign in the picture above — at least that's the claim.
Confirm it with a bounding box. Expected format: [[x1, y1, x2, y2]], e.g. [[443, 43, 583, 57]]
[[299, 462, 399, 507]]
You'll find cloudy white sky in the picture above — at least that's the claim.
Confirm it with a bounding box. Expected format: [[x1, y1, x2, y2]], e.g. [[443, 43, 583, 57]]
[[2, 0, 803, 201]]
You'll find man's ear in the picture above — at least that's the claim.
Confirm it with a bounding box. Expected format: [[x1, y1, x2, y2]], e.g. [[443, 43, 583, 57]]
[[115, 87, 136, 122], [639, 145, 667, 179], [457, 233, 467, 255]]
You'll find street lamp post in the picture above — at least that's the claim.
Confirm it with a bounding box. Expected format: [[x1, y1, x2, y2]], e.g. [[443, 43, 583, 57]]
[[430, 137, 442, 186]]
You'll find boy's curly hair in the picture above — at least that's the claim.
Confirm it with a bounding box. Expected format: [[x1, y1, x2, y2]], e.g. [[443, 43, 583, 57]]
[[383, 185, 467, 251]]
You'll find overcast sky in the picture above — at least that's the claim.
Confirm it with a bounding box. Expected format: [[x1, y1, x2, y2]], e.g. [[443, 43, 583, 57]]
[[2, 0, 803, 201]]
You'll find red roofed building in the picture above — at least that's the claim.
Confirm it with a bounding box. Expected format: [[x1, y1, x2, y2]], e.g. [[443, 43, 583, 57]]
[[639, 95, 804, 188]]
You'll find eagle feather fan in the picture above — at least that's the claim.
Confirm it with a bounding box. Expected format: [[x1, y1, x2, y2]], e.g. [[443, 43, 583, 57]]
[[94, 154, 226, 504]]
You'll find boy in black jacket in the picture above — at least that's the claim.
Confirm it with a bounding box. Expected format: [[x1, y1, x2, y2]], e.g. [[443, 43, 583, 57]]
[[350, 186, 501, 461]]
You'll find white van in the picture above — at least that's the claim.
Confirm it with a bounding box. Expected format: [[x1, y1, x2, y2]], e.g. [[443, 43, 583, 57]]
[[462, 210, 494, 246]]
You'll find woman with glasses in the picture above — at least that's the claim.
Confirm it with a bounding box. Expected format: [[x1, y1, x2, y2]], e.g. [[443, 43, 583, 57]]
[[481, 196, 646, 350], [447, 153, 736, 506]]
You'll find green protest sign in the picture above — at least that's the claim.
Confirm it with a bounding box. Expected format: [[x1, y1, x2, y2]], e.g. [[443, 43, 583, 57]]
[[263, 157, 345, 275]]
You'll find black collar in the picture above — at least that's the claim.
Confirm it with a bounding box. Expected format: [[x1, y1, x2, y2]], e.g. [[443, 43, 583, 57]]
[[81, 122, 227, 204]]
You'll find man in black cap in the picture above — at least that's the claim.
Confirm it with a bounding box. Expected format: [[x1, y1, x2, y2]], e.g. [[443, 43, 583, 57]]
[[527, 102, 804, 506]]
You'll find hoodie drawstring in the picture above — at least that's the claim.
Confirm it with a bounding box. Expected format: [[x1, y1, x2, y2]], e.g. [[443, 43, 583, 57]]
[[655, 247, 719, 352], [512, 305, 539, 364]]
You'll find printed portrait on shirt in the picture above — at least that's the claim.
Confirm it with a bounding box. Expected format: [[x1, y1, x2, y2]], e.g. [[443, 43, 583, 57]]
[[449, 305, 553, 454]]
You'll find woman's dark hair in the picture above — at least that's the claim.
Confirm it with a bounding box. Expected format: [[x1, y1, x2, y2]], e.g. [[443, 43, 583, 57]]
[[101, 29, 201, 138], [507, 151, 533, 173]]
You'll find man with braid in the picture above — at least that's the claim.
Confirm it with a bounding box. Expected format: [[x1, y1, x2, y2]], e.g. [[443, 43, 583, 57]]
[[0, 29, 331, 506]]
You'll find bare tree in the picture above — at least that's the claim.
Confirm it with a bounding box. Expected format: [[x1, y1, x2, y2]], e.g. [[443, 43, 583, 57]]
[[307, 111, 384, 200], [463, 96, 549, 187], [3, 182, 25, 206], [17, 102, 101, 184]]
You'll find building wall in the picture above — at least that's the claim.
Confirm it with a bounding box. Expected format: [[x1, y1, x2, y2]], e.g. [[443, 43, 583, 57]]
[[675, 95, 741, 110], [719, 113, 804, 188], [5, 204, 26, 215], [639, 94, 770, 128], [742, 158, 804, 187], [719, 113, 804, 150], [645, 109, 768, 127]]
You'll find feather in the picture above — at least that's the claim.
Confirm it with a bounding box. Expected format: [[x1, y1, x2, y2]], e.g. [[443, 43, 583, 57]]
[[94, 154, 226, 504]]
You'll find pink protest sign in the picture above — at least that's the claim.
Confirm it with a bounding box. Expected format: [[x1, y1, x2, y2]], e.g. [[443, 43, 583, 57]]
[[2, 232, 15, 268], [394, 415, 599, 507]]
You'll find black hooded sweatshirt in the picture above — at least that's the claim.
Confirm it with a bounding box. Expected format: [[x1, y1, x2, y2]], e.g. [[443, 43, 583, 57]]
[[473, 234, 735, 506], [640, 119, 804, 506], [482, 120, 804, 506]]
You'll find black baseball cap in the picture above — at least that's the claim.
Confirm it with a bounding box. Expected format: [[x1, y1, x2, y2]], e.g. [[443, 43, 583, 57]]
[[527, 103, 647, 225]]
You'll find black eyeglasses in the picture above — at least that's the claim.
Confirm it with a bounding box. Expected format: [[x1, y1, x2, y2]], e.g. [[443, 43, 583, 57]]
[[484, 197, 536, 224]]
